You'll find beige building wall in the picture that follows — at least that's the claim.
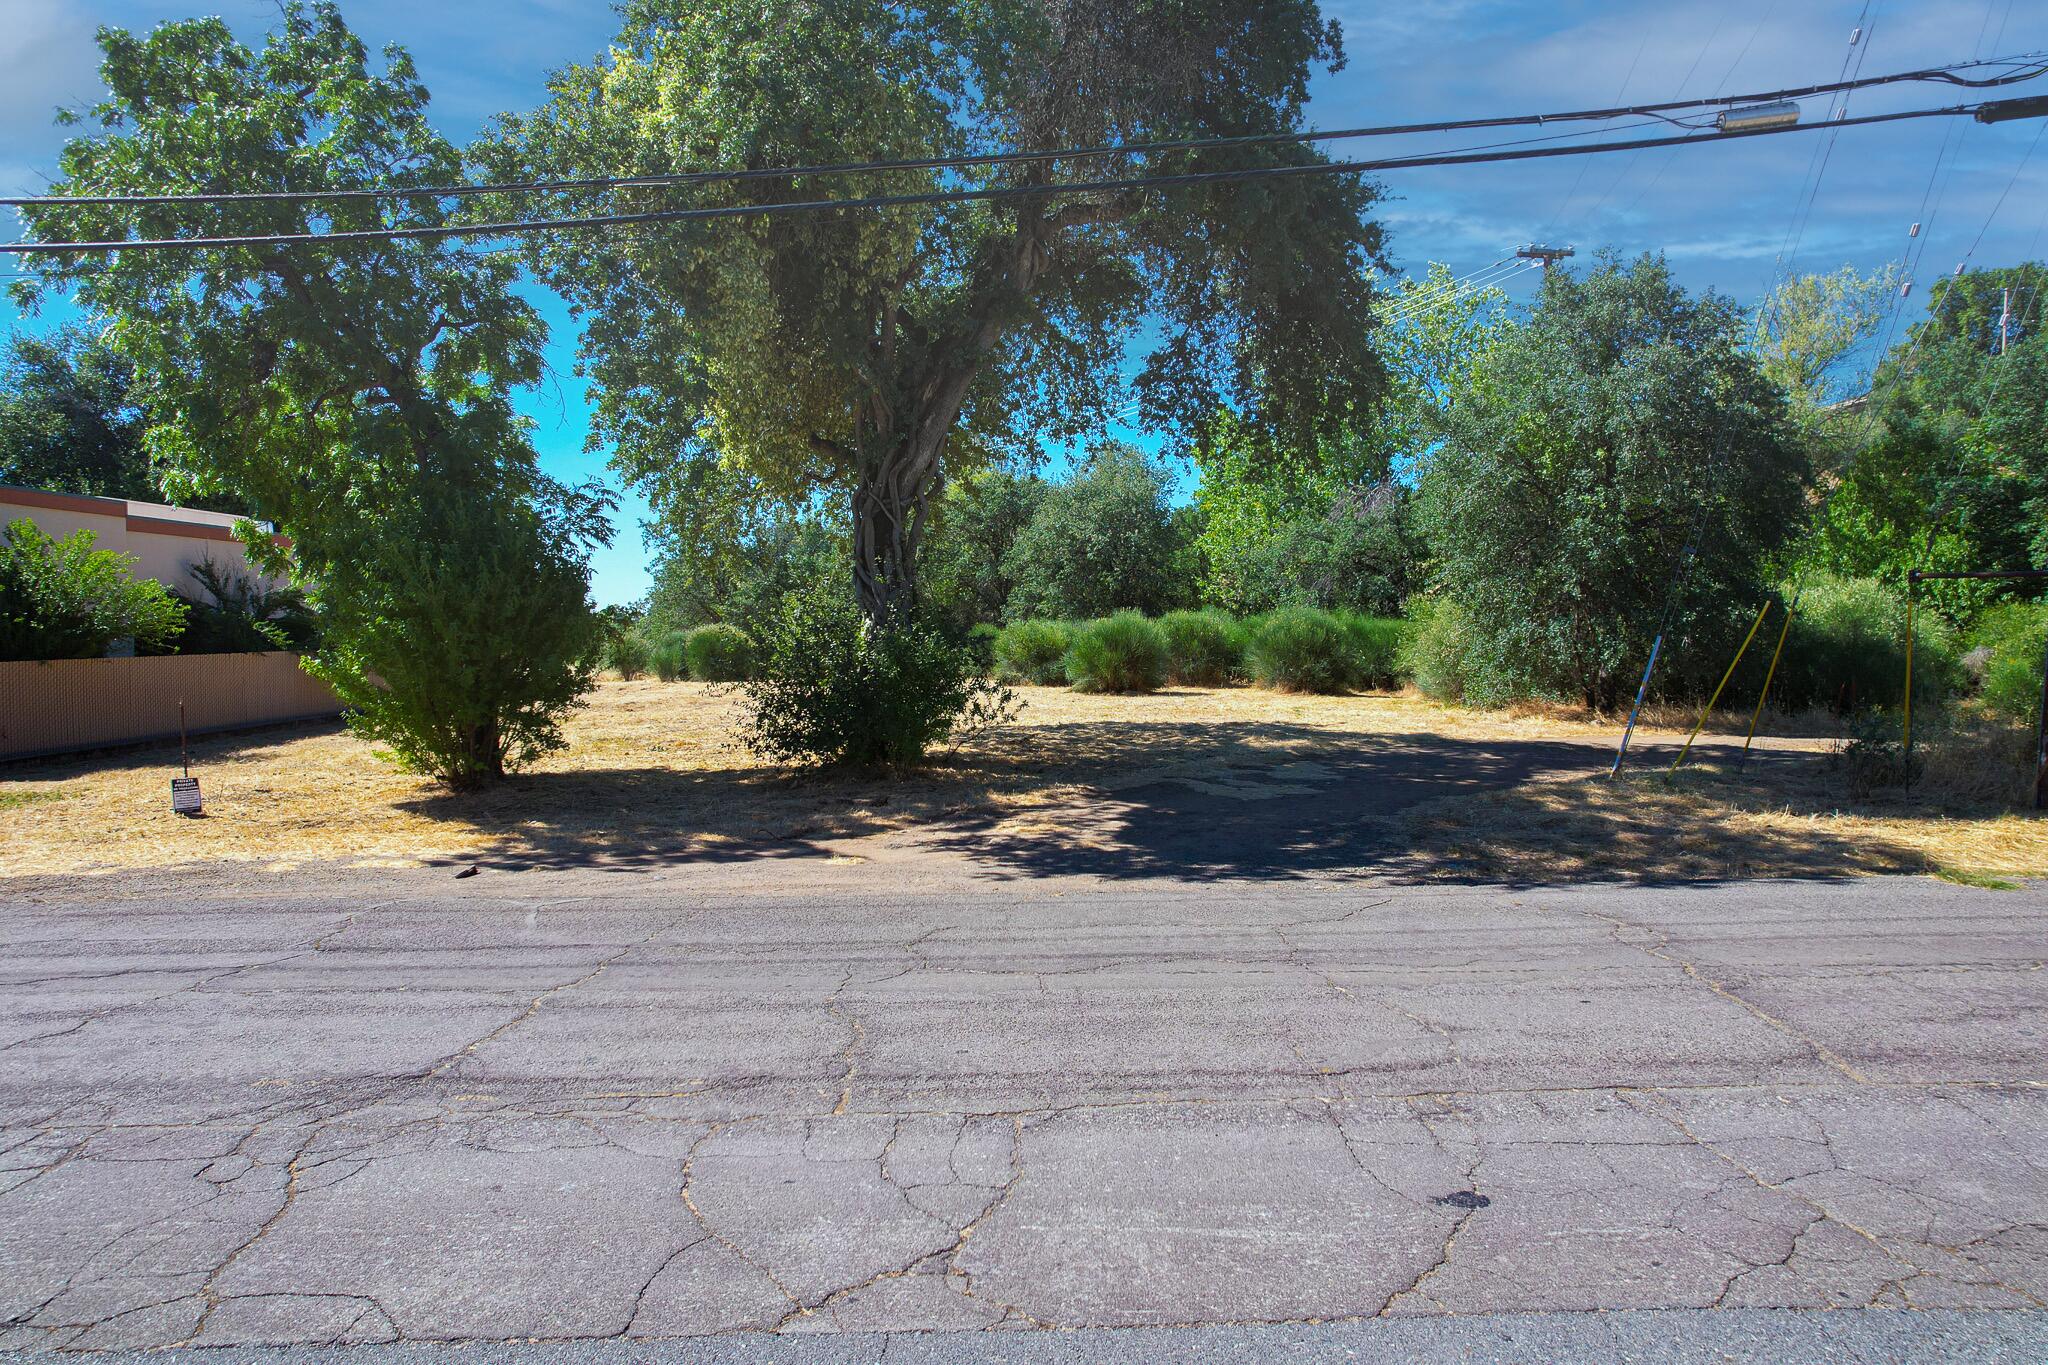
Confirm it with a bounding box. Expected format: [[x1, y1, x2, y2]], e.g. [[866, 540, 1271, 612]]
[[0, 485, 286, 602]]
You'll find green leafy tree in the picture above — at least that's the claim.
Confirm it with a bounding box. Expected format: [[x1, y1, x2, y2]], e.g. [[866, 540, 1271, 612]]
[[645, 504, 848, 644], [486, 0, 1386, 625], [1192, 262, 1501, 611], [13, 3, 607, 786], [0, 328, 154, 500], [0, 517, 185, 660], [1417, 254, 1807, 710], [149, 554, 319, 655], [920, 468, 1048, 632], [1810, 265, 2048, 622], [1003, 444, 1186, 621], [1752, 263, 1901, 415]]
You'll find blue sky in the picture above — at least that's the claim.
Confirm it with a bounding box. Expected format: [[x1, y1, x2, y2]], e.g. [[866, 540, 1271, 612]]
[[6, 0, 2046, 605]]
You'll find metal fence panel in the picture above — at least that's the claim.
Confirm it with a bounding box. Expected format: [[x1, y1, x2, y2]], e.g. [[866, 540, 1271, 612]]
[[0, 654, 341, 760]]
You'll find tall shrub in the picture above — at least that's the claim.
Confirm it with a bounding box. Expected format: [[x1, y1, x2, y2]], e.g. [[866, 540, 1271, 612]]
[[1336, 613, 1409, 690], [994, 619, 1075, 684], [741, 582, 1014, 769], [648, 630, 692, 682], [303, 489, 604, 787], [1416, 255, 1806, 710], [1766, 574, 1959, 713], [1968, 601, 2047, 725], [685, 624, 754, 681], [0, 518, 185, 660]]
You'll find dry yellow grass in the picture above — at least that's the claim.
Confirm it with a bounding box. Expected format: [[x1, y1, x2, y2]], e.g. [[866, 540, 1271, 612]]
[[0, 678, 2039, 883]]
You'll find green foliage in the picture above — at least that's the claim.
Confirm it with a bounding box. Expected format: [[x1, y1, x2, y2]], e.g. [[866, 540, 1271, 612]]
[[1808, 265, 2048, 624], [1221, 483, 1421, 616], [1004, 445, 1189, 621], [300, 492, 605, 789], [1400, 596, 1490, 703], [149, 555, 316, 656], [740, 581, 1015, 769], [965, 622, 1000, 669], [1767, 575, 1959, 714], [1246, 606, 1353, 694], [1335, 613, 1409, 690], [993, 619, 1075, 685], [648, 631, 692, 682], [15, 4, 607, 787], [1970, 601, 2048, 726], [489, 0, 1386, 620], [603, 631, 651, 680], [684, 624, 755, 682], [644, 498, 847, 644], [1829, 710, 1922, 798], [0, 517, 185, 660], [1066, 611, 1167, 693], [0, 327, 154, 501], [1416, 254, 1806, 710], [922, 469, 1047, 631], [1159, 610, 1247, 685], [1752, 264, 1901, 414]]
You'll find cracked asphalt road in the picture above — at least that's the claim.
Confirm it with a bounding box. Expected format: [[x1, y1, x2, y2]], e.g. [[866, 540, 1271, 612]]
[[0, 867, 2043, 1353]]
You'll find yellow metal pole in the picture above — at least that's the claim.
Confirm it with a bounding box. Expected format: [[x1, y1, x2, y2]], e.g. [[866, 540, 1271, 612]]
[[1902, 578, 1916, 758], [1670, 600, 1771, 774], [1741, 598, 1798, 767]]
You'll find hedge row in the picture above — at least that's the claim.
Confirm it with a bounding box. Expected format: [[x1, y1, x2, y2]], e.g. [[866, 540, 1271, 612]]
[[994, 607, 1412, 695]]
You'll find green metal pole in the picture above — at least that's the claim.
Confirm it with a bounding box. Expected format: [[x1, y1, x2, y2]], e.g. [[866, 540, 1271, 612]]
[[1670, 600, 1771, 774]]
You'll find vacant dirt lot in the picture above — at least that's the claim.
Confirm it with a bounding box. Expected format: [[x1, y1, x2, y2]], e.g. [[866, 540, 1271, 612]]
[[2, 679, 2041, 884]]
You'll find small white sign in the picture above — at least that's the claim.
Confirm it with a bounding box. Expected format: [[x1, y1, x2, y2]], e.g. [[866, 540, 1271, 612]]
[[171, 776, 202, 816]]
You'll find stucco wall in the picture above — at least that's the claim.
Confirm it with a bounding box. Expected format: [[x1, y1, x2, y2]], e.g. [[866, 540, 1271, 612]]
[[0, 486, 283, 601]]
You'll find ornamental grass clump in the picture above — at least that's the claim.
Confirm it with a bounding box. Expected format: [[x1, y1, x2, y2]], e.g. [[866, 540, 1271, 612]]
[[1247, 606, 1353, 693], [648, 631, 691, 682], [994, 619, 1075, 684], [1336, 612, 1409, 690], [1065, 611, 1167, 693], [1159, 609, 1247, 685], [684, 623, 754, 681]]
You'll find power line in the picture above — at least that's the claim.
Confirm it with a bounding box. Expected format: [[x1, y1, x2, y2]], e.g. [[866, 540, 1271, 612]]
[[6, 102, 2020, 259], [5, 55, 2044, 212]]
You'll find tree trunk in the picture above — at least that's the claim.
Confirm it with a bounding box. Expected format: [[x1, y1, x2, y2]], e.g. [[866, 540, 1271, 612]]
[[847, 388, 966, 630]]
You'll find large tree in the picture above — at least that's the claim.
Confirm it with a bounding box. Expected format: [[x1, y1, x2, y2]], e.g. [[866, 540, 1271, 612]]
[[1416, 254, 1807, 711], [486, 0, 1385, 624], [0, 326, 152, 500], [1810, 264, 2048, 622], [14, 3, 608, 785]]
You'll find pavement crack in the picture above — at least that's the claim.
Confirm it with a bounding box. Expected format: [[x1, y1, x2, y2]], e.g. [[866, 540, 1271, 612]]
[[1577, 906, 1870, 1084]]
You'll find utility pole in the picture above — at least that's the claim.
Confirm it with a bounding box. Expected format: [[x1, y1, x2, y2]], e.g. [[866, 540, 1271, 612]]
[[1999, 286, 2011, 354], [1517, 244, 1575, 272]]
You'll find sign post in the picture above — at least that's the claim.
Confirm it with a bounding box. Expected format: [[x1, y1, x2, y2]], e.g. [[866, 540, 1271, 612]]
[[170, 699, 202, 816]]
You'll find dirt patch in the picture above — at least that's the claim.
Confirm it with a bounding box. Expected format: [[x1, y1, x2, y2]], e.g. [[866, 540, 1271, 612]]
[[1, 678, 2035, 884]]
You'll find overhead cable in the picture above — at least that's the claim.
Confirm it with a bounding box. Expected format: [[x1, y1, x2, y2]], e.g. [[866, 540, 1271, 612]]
[[7, 102, 2023, 258], [4, 54, 2045, 211]]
